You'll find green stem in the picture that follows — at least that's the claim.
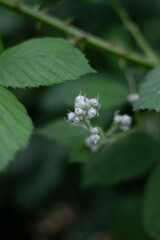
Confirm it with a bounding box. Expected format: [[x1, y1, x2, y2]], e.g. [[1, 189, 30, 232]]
[[109, 0, 160, 64], [118, 59, 137, 93], [0, 0, 157, 68]]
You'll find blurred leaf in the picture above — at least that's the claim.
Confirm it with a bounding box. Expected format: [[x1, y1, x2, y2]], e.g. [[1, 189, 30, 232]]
[[0, 9, 25, 36], [112, 192, 147, 240], [143, 163, 160, 240], [0, 38, 95, 88], [70, 145, 92, 163], [38, 119, 88, 149], [82, 132, 160, 186], [10, 136, 67, 209], [40, 74, 128, 112], [135, 66, 160, 112], [0, 87, 33, 171]]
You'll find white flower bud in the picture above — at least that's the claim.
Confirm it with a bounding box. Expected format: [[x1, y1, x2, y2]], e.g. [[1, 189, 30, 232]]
[[114, 114, 122, 124], [87, 107, 97, 119], [90, 127, 99, 135], [89, 98, 99, 108], [74, 116, 80, 123], [68, 112, 75, 121], [91, 144, 99, 152], [75, 98, 90, 110], [85, 137, 92, 147], [127, 93, 139, 104], [121, 114, 132, 126], [75, 108, 84, 116], [120, 125, 130, 132], [75, 95, 85, 103], [90, 134, 100, 144]]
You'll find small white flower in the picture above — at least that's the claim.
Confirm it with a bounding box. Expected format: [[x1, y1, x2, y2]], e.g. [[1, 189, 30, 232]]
[[90, 134, 100, 144], [89, 98, 99, 108], [90, 127, 99, 135], [75, 108, 84, 116], [74, 116, 80, 123], [114, 114, 122, 124], [87, 107, 97, 119], [121, 114, 132, 126], [68, 112, 75, 121], [127, 93, 139, 104]]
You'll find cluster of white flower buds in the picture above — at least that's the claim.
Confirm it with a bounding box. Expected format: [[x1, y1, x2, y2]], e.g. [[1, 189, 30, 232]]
[[67, 94, 101, 152], [67, 93, 133, 153], [67, 94, 99, 125], [114, 114, 132, 132], [85, 127, 101, 152]]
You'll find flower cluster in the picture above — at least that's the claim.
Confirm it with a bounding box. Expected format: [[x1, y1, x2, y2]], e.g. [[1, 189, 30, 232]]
[[85, 127, 101, 152], [67, 94, 101, 151], [67, 93, 132, 152], [67, 94, 99, 124], [114, 114, 132, 132]]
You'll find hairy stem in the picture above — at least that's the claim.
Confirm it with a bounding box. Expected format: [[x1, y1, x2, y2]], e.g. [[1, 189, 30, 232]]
[[109, 0, 159, 64], [0, 0, 157, 68]]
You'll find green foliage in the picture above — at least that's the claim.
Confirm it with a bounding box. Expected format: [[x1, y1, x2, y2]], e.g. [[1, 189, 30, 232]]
[[38, 119, 88, 149], [10, 136, 67, 209], [112, 192, 147, 240], [135, 66, 160, 111], [70, 145, 92, 163], [0, 86, 33, 171], [0, 38, 95, 88], [143, 163, 160, 240], [41, 74, 128, 112], [82, 132, 160, 186]]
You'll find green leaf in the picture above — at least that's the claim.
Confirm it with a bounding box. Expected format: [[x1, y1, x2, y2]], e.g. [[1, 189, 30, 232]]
[[11, 137, 67, 209], [143, 163, 160, 240], [135, 66, 160, 111], [70, 145, 92, 163], [38, 119, 88, 149], [112, 193, 147, 240], [82, 132, 160, 186], [0, 38, 95, 88], [0, 86, 33, 171], [40, 74, 128, 111]]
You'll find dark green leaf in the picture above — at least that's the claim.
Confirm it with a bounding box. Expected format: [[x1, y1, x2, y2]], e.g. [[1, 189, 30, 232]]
[[70, 145, 92, 163], [82, 132, 160, 186], [0, 87, 33, 171], [38, 119, 88, 149], [41, 74, 128, 111], [0, 38, 95, 88], [143, 163, 160, 240], [135, 66, 160, 112]]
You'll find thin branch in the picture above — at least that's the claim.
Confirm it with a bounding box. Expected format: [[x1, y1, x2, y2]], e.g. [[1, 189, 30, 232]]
[[109, 0, 160, 64], [0, 0, 158, 68]]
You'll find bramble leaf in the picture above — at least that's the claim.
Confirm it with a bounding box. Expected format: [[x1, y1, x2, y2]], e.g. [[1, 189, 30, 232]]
[[0, 87, 33, 171], [0, 38, 95, 88], [82, 132, 160, 186], [135, 66, 160, 112], [143, 163, 160, 240]]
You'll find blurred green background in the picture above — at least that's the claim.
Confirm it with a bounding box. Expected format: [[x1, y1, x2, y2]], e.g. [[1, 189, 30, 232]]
[[0, 0, 160, 239]]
